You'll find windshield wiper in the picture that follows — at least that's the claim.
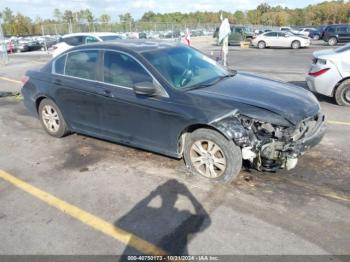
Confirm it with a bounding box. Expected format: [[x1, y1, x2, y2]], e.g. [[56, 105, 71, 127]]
[[188, 70, 237, 90]]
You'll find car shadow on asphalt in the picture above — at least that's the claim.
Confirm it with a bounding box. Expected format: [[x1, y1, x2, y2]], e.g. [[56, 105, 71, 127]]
[[114, 179, 211, 259]]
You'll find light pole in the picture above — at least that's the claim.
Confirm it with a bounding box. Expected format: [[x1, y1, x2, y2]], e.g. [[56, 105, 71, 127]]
[[0, 13, 9, 65]]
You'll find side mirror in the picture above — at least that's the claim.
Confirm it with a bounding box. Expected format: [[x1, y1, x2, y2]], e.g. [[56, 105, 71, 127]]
[[133, 81, 157, 96]]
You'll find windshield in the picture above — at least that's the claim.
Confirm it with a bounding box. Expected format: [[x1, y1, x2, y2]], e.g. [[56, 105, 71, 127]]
[[142, 46, 229, 90], [99, 35, 121, 41], [335, 44, 350, 53]]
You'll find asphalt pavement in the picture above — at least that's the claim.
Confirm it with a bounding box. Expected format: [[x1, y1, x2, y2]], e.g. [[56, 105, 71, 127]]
[[0, 38, 349, 258]]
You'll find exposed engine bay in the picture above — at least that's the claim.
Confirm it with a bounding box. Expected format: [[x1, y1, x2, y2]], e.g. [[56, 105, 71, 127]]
[[211, 110, 327, 172]]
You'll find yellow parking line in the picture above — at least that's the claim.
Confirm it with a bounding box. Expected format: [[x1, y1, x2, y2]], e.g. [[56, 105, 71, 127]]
[[0, 76, 21, 84], [328, 120, 350, 126], [0, 170, 167, 256]]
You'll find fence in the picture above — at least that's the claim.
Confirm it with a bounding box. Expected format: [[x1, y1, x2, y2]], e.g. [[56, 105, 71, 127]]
[[40, 21, 280, 36]]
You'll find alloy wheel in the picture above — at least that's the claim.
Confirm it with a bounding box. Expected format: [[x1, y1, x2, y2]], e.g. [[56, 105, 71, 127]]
[[41, 105, 60, 133], [329, 38, 337, 46], [190, 140, 227, 178]]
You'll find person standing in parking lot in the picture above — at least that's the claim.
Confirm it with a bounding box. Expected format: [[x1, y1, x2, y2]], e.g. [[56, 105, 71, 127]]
[[219, 18, 230, 66]]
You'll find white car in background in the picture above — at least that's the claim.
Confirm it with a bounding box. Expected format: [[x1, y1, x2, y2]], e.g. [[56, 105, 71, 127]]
[[306, 44, 350, 106], [252, 31, 310, 49], [52, 32, 122, 57], [297, 28, 316, 37]]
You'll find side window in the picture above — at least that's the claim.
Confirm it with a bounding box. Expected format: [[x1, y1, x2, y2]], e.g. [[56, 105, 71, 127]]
[[235, 28, 243, 33], [54, 55, 66, 74], [65, 50, 99, 80], [63, 36, 83, 46], [277, 32, 286, 37], [327, 27, 336, 33], [337, 27, 348, 33], [103, 51, 152, 88], [85, 36, 99, 44], [265, 32, 277, 37]]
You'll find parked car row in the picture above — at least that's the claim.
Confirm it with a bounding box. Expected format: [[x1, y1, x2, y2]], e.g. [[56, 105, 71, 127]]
[[2, 35, 60, 53]]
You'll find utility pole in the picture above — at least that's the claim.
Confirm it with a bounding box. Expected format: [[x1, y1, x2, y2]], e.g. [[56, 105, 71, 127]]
[[0, 13, 9, 65], [41, 24, 48, 53]]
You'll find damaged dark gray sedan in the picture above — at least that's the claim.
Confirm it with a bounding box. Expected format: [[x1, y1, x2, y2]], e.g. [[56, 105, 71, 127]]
[[21, 41, 326, 183]]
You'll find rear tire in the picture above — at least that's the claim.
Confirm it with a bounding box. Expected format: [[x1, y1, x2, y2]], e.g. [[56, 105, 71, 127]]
[[328, 37, 337, 46], [183, 128, 242, 183], [258, 41, 266, 49], [291, 40, 301, 49], [335, 80, 350, 106], [38, 98, 69, 137]]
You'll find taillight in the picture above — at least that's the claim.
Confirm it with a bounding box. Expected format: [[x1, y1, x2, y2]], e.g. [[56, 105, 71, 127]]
[[21, 76, 30, 85], [308, 68, 330, 77]]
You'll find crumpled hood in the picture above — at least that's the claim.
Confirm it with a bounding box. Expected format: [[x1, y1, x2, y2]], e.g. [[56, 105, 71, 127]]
[[189, 71, 320, 125]]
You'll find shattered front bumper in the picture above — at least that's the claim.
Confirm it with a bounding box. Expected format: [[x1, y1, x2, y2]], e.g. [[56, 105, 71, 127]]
[[285, 113, 327, 156]]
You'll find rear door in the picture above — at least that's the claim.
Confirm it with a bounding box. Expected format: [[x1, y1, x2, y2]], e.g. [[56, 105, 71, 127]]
[[51, 49, 105, 133]]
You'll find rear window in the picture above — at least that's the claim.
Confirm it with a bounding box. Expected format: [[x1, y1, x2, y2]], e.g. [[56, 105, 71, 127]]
[[337, 27, 349, 33], [54, 55, 66, 74]]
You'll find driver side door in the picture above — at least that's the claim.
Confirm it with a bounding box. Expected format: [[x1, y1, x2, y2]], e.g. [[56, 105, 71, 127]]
[[97, 50, 178, 154]]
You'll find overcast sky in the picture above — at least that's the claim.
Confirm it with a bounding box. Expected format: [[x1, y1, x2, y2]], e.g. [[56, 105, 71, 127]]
[[0, 0, 327, 20]]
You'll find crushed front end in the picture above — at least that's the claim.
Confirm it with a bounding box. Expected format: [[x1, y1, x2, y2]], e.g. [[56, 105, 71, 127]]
[[211, 110, 327, 171]]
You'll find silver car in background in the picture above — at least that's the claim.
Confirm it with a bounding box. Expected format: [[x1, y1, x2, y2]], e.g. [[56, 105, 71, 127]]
[[252, 31, 310, 49], [306, 44, 350, 106]]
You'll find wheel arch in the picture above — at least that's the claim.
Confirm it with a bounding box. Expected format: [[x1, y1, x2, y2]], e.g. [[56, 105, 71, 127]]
[[177, 123, 231, 157], [332, 76, 350, 97], [35, 95, 48, 113]]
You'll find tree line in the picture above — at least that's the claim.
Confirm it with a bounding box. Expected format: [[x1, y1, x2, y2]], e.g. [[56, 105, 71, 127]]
[[1, 1, 349, 36]]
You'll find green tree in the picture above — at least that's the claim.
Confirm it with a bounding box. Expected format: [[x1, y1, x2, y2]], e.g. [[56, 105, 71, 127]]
[[53, 8, 62, 22], [100, 14, 111, 23]]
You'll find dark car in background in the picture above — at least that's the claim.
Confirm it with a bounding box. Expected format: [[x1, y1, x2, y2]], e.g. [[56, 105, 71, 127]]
[[214, 26, 254, 45], [308, 26, 326, 40], [17, 39, 42, 52], [21, 41, 326, 183], [322, 24, 350, 45]]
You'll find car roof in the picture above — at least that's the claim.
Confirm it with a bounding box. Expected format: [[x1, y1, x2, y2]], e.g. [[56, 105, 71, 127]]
[[71, 39, 182, 53], [326, 24, 350, 27]]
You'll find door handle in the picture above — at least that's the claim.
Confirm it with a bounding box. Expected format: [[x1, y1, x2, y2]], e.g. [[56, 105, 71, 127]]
[[101, 89, 114, 98], [53, 79, 62, 86]]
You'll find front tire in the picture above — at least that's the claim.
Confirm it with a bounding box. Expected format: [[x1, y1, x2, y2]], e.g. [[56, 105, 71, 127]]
[[335, 80, 350, 106], [258, 41, 266, 49], [183, 128, 242, 183], [291, 40, 301, 49], [38, 98, 69, 137]]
